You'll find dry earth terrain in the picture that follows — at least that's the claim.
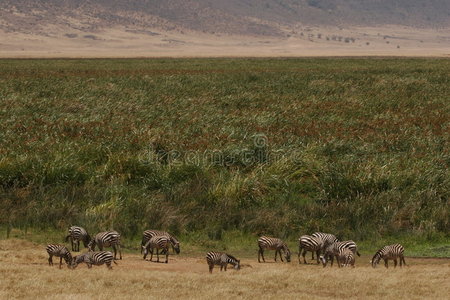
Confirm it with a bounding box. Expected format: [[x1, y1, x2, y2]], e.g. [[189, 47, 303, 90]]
[[1, 239, 449, 299], [1, 0, 449, 57]]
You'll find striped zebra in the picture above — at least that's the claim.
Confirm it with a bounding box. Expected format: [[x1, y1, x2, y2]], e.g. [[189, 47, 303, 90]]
[[337, 248, 355, 268], [298, 235, 323, 264], [140, 229, 180, 255], [65, 226, 91, 252], [88, 231, 122, 260], [206, 251, 240, 273], [257, 236, 291, 263], [372, 244, 406, 268], [311, 232, 339, 259], [71, 251, 118, 270], [142, 235, 171, 263], [320, 240, 360, 267], [46, 244, 73, 269]]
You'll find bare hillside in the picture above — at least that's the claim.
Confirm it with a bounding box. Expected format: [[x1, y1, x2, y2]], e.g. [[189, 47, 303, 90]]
[[0, 0, 449, 57]]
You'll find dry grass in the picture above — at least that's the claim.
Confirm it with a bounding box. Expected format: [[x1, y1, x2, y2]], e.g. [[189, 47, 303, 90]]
[[0, 239, 449, 299]]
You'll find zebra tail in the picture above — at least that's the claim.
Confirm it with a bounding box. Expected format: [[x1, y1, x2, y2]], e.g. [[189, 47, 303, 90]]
[[113, 260, 118, 265]]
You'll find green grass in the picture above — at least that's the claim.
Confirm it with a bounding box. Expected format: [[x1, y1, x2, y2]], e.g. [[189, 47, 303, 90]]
[[0, 58, 448, 255]]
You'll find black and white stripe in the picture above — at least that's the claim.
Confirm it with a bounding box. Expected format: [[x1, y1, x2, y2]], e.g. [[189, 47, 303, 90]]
[[46, 244, 72, 268], [65, 226, 91, 252], [142, 235, 171, 263], [258, 236, 291, 263], [141, 230, 180, 255], [337, 248, 355, 268], [88, 231, 122, 260], [298, 235, 323, 264], [71, 251, 118, 269], [311, 232, 339, 259], [372, 244, 406, 268], [320, 240, 360, 267], [206, 251, 240, 273]]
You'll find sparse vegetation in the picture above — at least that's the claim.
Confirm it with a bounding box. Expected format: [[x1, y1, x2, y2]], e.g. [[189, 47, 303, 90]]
[[0, 58, 448, 255]]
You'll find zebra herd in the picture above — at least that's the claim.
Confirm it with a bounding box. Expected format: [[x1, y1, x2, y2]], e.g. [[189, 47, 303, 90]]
[[46, 227, 407, 272]]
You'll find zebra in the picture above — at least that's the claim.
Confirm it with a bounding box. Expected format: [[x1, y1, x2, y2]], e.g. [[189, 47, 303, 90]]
[[46, 244, 73, 269], [311, 232, 339, 259], [257, 236, 291, 263], [298, 235, 323, 264], [206, 251, 240, 273], [320, 240, 360, 267], [65, 226, 91, 252], [142, 235, 171, 263], [337, 248, 355, 268], [372, 244, 406, 268], [140, 229, 180, 255], [71, 251, 118, 270], [88, 231, 122, 260]]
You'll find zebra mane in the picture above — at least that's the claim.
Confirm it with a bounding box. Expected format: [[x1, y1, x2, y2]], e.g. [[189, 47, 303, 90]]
[[226, 253, 239, 262]]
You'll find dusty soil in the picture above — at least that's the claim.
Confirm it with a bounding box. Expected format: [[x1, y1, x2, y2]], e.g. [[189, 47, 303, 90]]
[[1, 239, 449, 299], [0, 25, 449, 58]]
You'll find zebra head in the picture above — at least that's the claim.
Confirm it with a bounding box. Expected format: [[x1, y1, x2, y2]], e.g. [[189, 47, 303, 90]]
[[64, 253, 73, 268], [234, 260, 241, 270], [319, 255, 327, 267], [170, 237, 180, 254], [371, 253, 381, 268], [83, 234, 92, 248], [87, 239, 96, 252]]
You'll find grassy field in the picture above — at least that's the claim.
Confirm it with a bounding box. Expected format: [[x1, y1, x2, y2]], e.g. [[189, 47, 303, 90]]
[[0, 58, 449, 255], [1, 239, 449, 299]]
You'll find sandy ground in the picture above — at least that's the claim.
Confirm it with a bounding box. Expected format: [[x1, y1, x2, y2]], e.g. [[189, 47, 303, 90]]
[[0, 25, 449, 58], [1, 239, 449, 299]]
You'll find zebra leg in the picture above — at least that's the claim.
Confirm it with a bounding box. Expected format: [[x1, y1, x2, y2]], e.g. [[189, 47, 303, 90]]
[[106, 262, 112, 270], [59, 256, 63, 269], [165, 250, 168, 263], [150, 249, 154, 262], [208, 263, 214, 273], [401, 255, 406, 267], [156, 249, 160, 263], [118, 244, 122, 260], [298, 246, 302, 264], [258, 247, 265, 263], [316, 250, 320, 264], [394, 259, 398, 268], [76, 240, 80, 252], [220, 264, 223, 271], [112, 245, 117, 260], [302, 250, 308, 264], [87, 263, 92, 268], [384, 259, 388, 268], [48, 255, 53, 266], [356, 251, 361, 257], [224, 264, 228, 271]]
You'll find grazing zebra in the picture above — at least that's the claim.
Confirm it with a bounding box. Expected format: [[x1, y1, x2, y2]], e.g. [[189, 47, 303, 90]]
[[258, 236, 291, 263], [372, 244, 406, 268], [320, 240, 360, 267], [71, 251, 117, 270], [142, 235, 171, 263], [311, 232, 339, 259], [140, 229, 180, 255], [88, 231, 122, 260], [206, 251, 240, 273], [46, 244, 73, 269], [337, 248, 355, 268], [298, 235, 323, 264], [65, 226, 91, 252]]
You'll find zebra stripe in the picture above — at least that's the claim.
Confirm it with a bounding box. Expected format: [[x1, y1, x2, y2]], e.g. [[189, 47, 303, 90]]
[[258, 236, 291, 263], [142, 235, 171, 263], [65, 226, 91, 252], [311, 232, 339, 259], [372, 244, 406, 268], [337, 248, 355, 268], [141, 230, 180, 255], [298, 235, 323, 264], [206, 251, 240, 273], [320, 240, 360, 267], [46, 244, 72, 268], [88, 231, 122, 260], [72, 251, 117, 269]]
